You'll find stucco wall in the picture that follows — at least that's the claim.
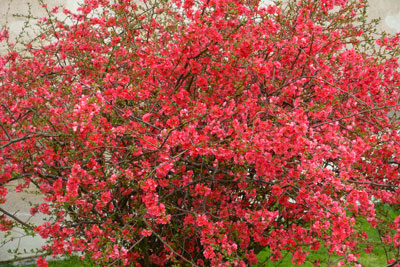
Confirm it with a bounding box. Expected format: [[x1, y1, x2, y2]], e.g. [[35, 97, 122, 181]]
[[0, 0, 79, 53], [368, 0, 400, 33]]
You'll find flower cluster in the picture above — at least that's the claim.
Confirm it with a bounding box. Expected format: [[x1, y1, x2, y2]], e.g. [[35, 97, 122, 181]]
[[1, 0, 400, 266]]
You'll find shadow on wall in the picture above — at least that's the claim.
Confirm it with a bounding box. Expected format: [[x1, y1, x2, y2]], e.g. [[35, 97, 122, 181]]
[[386, 12, 400, 33], [367, 0, 400, 33]]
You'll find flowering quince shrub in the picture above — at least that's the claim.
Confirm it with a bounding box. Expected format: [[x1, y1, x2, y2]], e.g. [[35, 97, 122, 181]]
[[1, 0, 400, 266]]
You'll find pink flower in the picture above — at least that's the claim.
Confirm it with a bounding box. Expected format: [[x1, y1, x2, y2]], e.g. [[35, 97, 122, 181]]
[[141, 229, 152, 237]]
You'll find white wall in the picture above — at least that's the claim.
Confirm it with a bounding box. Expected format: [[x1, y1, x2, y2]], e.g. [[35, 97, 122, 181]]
[[368, 0, 400, 33], [0, 0, 79, 54]]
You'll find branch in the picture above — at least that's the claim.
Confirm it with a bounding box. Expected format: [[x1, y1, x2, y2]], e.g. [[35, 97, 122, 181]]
[[143, 219, 198, 266], [0, 135, 34, 149], [0, 122, 11, 140], [385, 260, 400, 267], [0, 207, 33, 230], [107, 236, 145, 267], [0, 133, 61, 149], [348, 180, 397, 190], [311, 105, 396, 128]]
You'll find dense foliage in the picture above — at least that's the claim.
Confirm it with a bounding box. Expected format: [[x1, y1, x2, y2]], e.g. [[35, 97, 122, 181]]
[[1, 0, 400, 266]]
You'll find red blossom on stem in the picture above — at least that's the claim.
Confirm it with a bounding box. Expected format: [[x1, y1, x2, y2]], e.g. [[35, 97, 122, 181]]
[[0, 0, 400, 266]]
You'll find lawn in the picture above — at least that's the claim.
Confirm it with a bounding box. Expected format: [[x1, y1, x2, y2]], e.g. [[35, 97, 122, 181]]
[[0, 257, 86, 267], [257, 203, 400, 266]]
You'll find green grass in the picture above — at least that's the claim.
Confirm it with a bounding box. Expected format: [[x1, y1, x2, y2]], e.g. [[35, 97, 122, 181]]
[[0, 256, 89, 267], [256, 240, 390, 267], [257, 203, 400, 266], [47, 257, 88, 267]]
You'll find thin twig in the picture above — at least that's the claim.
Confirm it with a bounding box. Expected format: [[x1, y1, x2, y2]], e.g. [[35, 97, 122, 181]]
[[0, 207, 33, 230], [143, 219, 198, 266]]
